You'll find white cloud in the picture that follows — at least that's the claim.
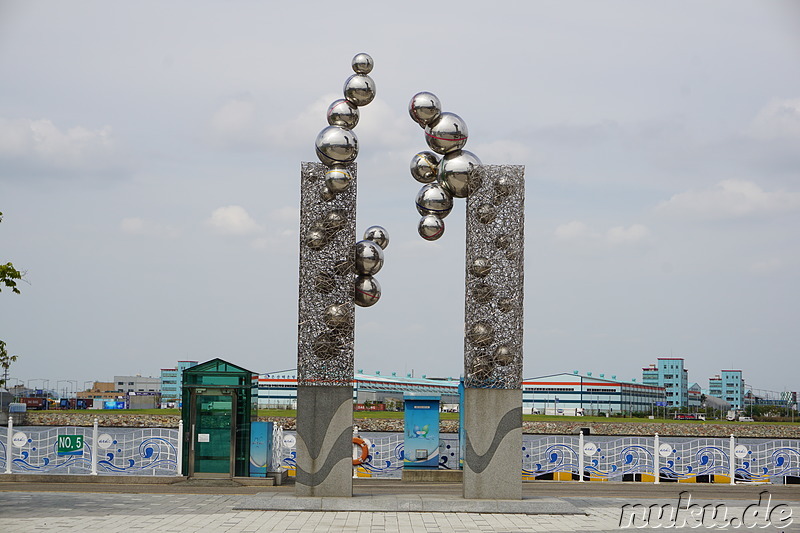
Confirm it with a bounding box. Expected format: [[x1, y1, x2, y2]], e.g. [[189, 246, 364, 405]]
[[207, 205, 264, 235], [554, 220, 650, 247], [751, 98, 800, 141], [656, 180, 800, 219], [0, 117, 116, 170], [749, 258, 785, 275], [120, 217, 182, 238]]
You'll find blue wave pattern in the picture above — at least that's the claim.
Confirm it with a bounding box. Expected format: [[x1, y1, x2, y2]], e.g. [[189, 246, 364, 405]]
[[658, 439, 730, 480], [735, 440, 800, 483], [7, 426, 179, 476]]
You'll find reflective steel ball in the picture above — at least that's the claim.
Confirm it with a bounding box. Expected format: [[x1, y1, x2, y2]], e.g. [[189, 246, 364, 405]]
[[415, 183, 453, 218], [363, 225, 389, 250], [470, 257, 491, 278], [326, 99, 359, 130], [408, 92, 441, 128], [354, 239, 384, 276], [494, 176, 513, 198], [323, 209, 348, 233], [424, 112, 468, 154], [315, 126, 359, 166], [324, 165, 353, 192], [418, 214, 445, 241], [473, 283, 494, 303], [492, 345, 514, 366], [354, 275, 381, 307], [410, 151, 440, 184], [476, 203, 497, 224], [305, 227, 327, 249], [438, 149, 482, 198], [468, 321, 495, 347], [343, 74, 376, 106], [323, 303, 352, 330], [320, 185, 336, 202], [351, 53, 374, 75]]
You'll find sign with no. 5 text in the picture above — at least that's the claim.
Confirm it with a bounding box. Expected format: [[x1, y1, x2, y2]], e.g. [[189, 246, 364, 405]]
[[57, 435, 84, 456]]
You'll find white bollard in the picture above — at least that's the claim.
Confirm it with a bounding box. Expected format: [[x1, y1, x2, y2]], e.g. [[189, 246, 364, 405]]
[[653, 433, 659, 484], [5, 416, 12, 474], [91, 418, 98, 475], [578, 431, 584, 482], [176, 420, 183, 477], [729, 434, 735, 485]]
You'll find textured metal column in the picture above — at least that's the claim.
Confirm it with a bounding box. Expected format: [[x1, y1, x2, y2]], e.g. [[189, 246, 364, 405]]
[[463, 164, 525, 499], [295, 161, 356, 497]]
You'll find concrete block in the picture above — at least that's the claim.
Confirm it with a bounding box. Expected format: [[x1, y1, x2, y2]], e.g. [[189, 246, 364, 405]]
[[295, 385, 353, 497], [463, 388, 522, 500]]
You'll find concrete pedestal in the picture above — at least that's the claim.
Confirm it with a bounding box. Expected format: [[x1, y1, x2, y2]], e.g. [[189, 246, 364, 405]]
[[295, 386, 353, 497], [463, 388, 522, 500]]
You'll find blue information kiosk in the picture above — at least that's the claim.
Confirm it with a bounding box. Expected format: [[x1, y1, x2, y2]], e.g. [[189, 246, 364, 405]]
[[403, 393, 441, 469]]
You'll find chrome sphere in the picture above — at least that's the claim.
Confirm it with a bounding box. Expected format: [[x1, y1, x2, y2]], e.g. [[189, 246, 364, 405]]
[[326, 99, 359, 130], [351, 53, 374, 74], [438, 149, 482, 198], [315, 126, 358, 166], [494, 234, 511, 250], [468, 356, 494, 382], [476, 203, 497, 224], [320, 185, 336, 202], [305, 227, 327, 249], [323, 209, 348, 233], [410, 151, 440, 183], [343, 74, 376, 106], [323, 303, 351, 330], [494, 176, 513, 198], [314, 271, 336, 294], [313, 331, 342, 359], [424, 112, 468, 154], [492, 345, 514, 366], [325, 165, 353, 192], [497, 296, 515, 313], [363, 225, 389, 250], [354, 275, 381, 307], [473, 283, 494, 303], [354, 239, 384, 276], [468, 321, 495, 347], [408, 92, 441, 127], [418, 214, 445, 241], [470, 257, 491, 278], [415, 183, 453, 218]]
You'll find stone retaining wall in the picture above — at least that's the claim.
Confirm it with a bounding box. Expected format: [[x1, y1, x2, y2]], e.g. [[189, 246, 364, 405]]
[[14, 412, 800, 439]]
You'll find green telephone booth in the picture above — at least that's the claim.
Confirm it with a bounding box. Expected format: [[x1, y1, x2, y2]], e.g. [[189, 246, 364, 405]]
[[181, 358, 257, 478]]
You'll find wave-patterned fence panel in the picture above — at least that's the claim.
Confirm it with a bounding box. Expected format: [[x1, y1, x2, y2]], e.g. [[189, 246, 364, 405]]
[[277, 433, 800, 483], [4, 426, 179, 476]]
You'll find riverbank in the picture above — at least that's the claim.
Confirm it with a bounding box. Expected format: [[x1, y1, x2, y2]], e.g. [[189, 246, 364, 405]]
[[14, 411, 800, 438]]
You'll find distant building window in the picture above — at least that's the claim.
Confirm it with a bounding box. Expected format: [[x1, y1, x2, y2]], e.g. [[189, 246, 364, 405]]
[[117, 382, 124, 385]]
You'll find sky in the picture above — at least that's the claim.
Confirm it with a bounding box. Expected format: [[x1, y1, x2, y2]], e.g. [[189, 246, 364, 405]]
[[1, 1, 799, 396]]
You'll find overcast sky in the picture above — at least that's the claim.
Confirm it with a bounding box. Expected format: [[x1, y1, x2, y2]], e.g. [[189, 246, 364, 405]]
[[1, 1, 798, 396]]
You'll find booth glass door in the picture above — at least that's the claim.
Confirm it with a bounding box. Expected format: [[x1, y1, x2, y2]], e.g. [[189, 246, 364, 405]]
[[190, 390, 235, 476]]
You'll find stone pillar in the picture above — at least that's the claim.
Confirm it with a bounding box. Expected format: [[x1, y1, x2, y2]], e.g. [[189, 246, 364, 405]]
[[295, 162, 356, 497], [463, 165, 525, 499]]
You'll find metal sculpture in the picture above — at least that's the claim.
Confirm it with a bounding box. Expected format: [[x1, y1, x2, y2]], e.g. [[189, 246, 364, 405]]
[[408, 92, 525, 499], [296, 53, 387, 497]]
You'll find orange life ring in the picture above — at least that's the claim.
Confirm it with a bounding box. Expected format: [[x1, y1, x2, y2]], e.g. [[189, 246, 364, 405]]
[[352, 437, 369, 465]]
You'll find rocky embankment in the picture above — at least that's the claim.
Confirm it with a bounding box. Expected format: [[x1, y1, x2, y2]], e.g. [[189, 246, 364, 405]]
[[14, 412, 800, 438]]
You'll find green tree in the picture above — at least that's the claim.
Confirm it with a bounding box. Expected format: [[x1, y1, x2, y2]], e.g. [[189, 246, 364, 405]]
[[0, 340, 18, 388], [1, 211, 24, 387]]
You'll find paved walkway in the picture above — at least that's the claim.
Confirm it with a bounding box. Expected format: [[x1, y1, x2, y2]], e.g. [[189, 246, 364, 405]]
[[0, 481, 798, 532]]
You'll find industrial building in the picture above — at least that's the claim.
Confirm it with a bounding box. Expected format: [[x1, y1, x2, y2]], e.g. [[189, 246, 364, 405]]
[[708, 370, 744, 410], [642, 357, 689, 408], [160, 360, 198, 405]]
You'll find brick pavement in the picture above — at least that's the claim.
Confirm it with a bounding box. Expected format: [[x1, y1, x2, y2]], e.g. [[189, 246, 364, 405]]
[[1, 486, 799, 532]]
